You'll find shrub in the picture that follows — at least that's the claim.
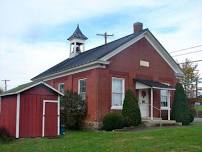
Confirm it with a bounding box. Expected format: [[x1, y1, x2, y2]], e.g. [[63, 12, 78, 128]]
[[122, 89, 141, 126], [171, 83, 194, 125], [0, 127, 13, 143], [102, 112, 125, 131], [62, 90, 87, 130]]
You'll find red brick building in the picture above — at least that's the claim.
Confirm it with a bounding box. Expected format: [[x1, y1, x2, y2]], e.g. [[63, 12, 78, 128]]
[[0, 22, 184, 134], [32, 22, 183, 128]]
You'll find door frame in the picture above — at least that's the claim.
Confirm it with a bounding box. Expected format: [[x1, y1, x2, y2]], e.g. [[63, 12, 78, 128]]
[[42, 98, 60, 137], [138, 89, 149, 118]]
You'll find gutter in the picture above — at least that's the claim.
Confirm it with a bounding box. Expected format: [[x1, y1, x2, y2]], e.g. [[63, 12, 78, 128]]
[[31, 60, 110, 82]]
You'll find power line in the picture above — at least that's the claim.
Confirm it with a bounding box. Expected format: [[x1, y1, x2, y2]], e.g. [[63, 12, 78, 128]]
[[179, 59, 202, 64], [170, 44, 202, 53], [173, 49, 202, 57]]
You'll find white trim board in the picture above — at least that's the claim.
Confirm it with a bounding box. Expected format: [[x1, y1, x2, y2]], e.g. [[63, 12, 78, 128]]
[[144, 32, 184, 77], [42, 100, 60, 137], [100, 32, 146, 61], [16, 93, 20, 138], [32, 60, 109, 82]]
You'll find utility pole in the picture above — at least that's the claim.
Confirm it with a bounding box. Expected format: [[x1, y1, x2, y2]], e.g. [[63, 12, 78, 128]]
[[96, 32, 114, 44], [1, 80, 10, 91]]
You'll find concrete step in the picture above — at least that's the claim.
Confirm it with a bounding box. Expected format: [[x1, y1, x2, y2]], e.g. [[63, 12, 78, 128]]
[[142, 119, 182, 127], [142, 117, 162, 121]]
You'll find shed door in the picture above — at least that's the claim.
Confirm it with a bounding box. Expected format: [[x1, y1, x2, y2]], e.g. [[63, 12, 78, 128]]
[[43, 102, 58, 137]]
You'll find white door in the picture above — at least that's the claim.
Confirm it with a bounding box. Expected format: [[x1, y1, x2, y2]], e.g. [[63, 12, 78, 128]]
[[138, 89, 149, 118]]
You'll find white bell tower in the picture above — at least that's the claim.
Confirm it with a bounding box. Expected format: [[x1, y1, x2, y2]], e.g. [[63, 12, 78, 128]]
[[67, 25, 88, 58]]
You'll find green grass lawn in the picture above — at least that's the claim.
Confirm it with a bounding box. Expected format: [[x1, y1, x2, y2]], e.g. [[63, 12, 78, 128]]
[[195, 105, 202, 111], [1, 124, 202, 152]]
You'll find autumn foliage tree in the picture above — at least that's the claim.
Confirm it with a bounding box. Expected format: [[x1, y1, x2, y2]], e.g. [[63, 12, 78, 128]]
[[180, 59, 199, 98]]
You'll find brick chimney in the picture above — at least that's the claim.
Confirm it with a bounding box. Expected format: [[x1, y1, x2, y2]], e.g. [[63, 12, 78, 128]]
[[133, 22, 143, 33]]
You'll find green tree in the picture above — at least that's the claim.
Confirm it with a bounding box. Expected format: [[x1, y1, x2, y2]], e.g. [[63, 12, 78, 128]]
[[62, 90, 87, 130], [181, 59, 199, 98], [122, 89, 141, 126], [171, 83, 193, 125]]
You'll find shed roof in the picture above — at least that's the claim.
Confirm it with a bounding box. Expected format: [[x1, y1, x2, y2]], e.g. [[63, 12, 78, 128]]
[[135, 78, 175, 90], [0, 81, 64, 97]]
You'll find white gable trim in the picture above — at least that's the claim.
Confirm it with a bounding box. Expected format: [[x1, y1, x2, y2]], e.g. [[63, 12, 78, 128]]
[[43, 82, 64, 96], [144, 32, 184, 77], [100, 31, 184, 77], [0, 82, 64, 97], [100, 32, 146, 61]]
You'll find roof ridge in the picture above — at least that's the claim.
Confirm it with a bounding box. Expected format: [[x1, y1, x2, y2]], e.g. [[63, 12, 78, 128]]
[[32, 29, 148, 80]]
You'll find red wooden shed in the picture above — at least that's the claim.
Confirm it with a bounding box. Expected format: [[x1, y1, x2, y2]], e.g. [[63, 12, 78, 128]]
[[0, 81, 63, 138]]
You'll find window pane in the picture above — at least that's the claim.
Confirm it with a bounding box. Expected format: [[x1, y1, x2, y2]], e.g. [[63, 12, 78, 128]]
[[79, 79, 86, 101], [160, 90, 168, 107], [79, 79, 86, 93], [161, 90, 167, 96], [80, 93, 86, 101], [59, 83, 64, 93], [112, 79, 122, 93], [161, 102, 167, 107], [112, 93, 122, 106]]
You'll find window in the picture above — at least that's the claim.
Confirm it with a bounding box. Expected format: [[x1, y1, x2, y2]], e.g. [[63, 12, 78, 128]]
[[160, 90, 168, 108], [78, 79, 87, 101], [140, 60, 149, 67], [112, 77, 125, 109], [58, 83, 64, 93]]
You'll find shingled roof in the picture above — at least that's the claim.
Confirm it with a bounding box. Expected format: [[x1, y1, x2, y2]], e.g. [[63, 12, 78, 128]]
[[135, 78, 175, 89], [67, 25, 88, 41], [0, 81, 64, 97], [32, 29, 148, 81]]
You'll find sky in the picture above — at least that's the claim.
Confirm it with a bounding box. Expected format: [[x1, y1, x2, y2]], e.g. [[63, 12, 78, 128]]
[[0, 0, 202, 90]]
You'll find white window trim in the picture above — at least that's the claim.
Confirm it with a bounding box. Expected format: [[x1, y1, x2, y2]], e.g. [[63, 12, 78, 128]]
[[111, 77, 125, 110], [160, 89, 170, 110], [78, 78, 87, 94]]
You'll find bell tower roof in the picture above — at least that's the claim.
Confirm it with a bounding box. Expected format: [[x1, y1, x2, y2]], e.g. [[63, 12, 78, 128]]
[[67, 25, 88, 41]]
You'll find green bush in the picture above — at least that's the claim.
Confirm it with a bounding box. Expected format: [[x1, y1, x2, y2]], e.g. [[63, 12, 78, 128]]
[[122, 89, 141, 126], [102, 112, 125, 131], [171, 83, 194, 125], [62, 90, 87, 130]]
